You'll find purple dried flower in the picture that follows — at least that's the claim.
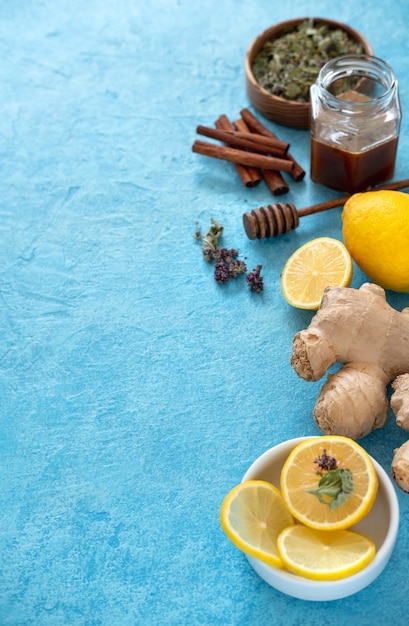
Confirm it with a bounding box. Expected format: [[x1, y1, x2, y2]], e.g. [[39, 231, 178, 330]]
[[211, 249, 222, 260], [314, 449, 338, 473], [215, 248, 239, 263], [224, 248, 239, 261], [229, 259, 247, 279], [214, 259, 230, 284], [246, 265, 264, 293]]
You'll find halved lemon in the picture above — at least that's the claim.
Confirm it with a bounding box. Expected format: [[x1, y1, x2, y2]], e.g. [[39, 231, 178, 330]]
[[277, 525, 376, 580], [220, 480, 294, 567], [281, 237, 353, 309], [280, 436, 378, 530]]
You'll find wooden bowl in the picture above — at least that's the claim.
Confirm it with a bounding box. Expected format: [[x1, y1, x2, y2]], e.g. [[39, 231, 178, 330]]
[[245, 18, 373, 129]]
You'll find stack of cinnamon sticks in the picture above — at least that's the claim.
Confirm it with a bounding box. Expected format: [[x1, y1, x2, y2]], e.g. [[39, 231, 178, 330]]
[[192, 108, 305, 196]]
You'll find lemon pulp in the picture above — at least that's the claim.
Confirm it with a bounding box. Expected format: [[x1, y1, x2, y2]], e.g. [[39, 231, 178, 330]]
[[277, 524, 376, 580], [281, 237, 353, 309], [220, 480, 294, 567]]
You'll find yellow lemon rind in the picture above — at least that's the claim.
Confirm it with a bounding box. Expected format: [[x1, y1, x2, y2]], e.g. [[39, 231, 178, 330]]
[[342, 190, 409, 293]]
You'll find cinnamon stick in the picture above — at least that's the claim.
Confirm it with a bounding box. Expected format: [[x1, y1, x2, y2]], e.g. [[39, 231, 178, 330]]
[[192, 140, 294, 173], [215, 115, 261, 188], [234, 117, 289, 196], [220, 129, 289, 154], [240, 108, 306, 182], [240, 108, 277, 137], [196, 125, 288, 157], [262, 169, 290, 196]]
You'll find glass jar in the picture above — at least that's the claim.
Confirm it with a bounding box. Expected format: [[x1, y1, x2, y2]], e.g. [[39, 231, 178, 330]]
[[310, 54, 401, 193]]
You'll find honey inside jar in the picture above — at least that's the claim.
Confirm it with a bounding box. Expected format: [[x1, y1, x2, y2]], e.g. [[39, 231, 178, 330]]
[[311, 135, 399, 194], [310, 55, 401, 194]]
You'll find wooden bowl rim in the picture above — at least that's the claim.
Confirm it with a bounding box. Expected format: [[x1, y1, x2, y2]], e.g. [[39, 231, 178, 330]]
[[245, 17, 374, 109]]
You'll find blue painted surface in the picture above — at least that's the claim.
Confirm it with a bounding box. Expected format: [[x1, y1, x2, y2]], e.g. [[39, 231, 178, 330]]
[[0, 1, 409, 624]]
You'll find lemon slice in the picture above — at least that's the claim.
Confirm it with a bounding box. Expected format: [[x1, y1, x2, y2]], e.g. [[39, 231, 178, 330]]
[[281, 237, 353, 309], [280, 436, 378, 530], [277, 525, 376, 580], [220, 480, 294, 567]]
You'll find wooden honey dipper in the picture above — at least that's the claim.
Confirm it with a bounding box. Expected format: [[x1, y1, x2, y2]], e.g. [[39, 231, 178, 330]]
[[243, 178, 409, 240]]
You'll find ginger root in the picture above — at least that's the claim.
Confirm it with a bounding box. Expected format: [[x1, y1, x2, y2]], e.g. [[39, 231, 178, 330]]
[[290, 282, 409, 490], [391, 373, 409, 431], [392, 440, 409, 493]]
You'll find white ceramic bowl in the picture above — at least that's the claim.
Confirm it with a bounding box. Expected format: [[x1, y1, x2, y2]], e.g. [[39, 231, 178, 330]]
[[242, 436, 399, 601]]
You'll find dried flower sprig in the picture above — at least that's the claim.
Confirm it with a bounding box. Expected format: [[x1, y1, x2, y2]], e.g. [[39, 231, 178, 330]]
[[195, 219, 264, 292], [313, 449, 338, 473], [246, 265, 264, 293], [213, 249, 247, 284]]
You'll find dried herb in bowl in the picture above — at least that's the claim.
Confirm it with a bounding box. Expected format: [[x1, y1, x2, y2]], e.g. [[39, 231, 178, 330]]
[[251, 18, 365, 102]]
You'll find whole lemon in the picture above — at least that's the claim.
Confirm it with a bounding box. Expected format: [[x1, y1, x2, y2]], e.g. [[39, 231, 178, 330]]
[[342, 190, 409, 292]]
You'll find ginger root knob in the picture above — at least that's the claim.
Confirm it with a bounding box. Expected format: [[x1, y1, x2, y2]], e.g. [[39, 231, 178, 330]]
[[391, 374, 409, 431], [392, 441, 409, 493], [313, 363, 389, 439]]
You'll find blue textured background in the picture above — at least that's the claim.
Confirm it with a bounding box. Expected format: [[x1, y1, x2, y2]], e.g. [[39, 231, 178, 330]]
[[1, 1, 409, 624]]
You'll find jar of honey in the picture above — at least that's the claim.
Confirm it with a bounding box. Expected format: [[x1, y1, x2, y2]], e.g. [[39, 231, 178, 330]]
[[310, 55, 401, 193]]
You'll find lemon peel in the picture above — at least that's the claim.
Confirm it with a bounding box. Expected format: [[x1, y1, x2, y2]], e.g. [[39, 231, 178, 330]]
[[342, 190, 409, 292]]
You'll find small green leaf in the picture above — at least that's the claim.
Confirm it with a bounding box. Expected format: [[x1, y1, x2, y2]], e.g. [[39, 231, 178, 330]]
[[307, 468, 354, 510], [285, 83, 302, 99], [203, 219, 223, 252]]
